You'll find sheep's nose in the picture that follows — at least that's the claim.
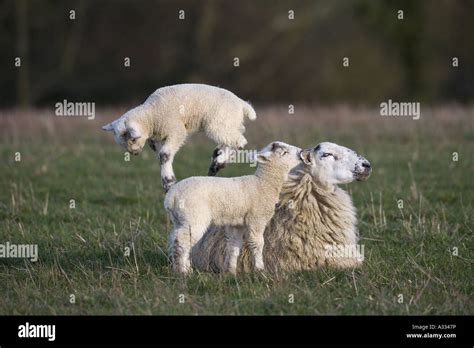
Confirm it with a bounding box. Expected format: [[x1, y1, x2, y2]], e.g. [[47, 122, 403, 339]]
[[362, 161, 371, 170]]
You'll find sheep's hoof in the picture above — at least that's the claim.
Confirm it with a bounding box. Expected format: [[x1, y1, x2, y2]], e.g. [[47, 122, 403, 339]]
[[162, 176, 176, 192]]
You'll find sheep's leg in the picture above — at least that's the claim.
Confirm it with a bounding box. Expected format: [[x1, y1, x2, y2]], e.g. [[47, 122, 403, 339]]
[[159, 127, 187, 192], [224, 226, 243, 274], [208, 145, 232, 176], [247, 224, 266, 271]]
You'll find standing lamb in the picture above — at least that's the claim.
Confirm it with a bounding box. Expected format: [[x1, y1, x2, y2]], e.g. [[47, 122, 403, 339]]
[[191, 142, 372, 274], [102, 84, 256, 192], [164, 141, 302, 274]]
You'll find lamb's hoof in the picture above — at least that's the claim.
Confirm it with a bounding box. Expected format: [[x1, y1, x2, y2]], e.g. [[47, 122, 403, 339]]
[[162, 176, 176, 192], [207, 162, 226, 176]]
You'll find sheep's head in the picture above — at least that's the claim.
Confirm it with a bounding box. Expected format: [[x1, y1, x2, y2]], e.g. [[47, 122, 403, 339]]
[[102, 119, 148, 156], [256, 141, 303, 172], [299, 142, 371, 186]]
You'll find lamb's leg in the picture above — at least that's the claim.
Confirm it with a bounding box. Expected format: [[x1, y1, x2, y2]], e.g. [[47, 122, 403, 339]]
[[224, 226, 243, 274], [207, 128, 249, 176], [171, 221, 211, 274], [158, 127, 187, 192], [171, 226, 193, 274], [208, 146, 232, 176], [247, 224, 266, 271]]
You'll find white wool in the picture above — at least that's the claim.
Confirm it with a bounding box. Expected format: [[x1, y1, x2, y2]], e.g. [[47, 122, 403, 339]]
[[102, 84, 256, 191], [191, 142, 372, 273], [164, 142, 302, 274]]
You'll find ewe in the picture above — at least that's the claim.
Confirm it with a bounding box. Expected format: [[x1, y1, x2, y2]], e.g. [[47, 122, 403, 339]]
[[191, 142, 372, 273], [164, 142, 302, 274], [102, 84, 256, 192]]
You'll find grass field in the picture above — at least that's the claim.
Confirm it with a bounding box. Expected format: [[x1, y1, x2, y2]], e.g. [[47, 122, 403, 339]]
[[0, 105, 472, 315]]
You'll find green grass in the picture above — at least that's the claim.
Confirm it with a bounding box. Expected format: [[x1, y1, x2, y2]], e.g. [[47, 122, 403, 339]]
[[0, 107, 472, 315]]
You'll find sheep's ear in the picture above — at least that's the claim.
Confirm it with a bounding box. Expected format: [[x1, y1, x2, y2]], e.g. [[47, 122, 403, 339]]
[[300, 149, 313, 165], [102, 123, 114, 131]]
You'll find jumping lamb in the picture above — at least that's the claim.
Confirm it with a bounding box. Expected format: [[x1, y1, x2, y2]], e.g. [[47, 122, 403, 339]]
[[164, 141, 302, 274], [102, 83, 256, 192], [191, 142, 372, 274]]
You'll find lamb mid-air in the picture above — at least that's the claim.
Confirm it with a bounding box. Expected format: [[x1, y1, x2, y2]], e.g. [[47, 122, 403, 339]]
[[102, 84, 256, 192], [164, 141, 302, 274], [192, 142, 372, 273]]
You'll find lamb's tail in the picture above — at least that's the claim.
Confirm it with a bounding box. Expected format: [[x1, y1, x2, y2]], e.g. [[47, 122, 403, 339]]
[[242, 101, 257, 121]]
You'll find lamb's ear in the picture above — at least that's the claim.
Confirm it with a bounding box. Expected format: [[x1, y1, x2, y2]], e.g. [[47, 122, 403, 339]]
[[126, 124, 142, 139], [270, 142, 285, 153], [102, 123, 114, 131], [299, 149, 313, 165], [256, 151, 271, 163]]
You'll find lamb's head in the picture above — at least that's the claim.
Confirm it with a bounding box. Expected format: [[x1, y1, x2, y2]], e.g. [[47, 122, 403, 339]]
[[299, 142, 371, 186], [256, 141, 303, 174], [102, 118, 148, 156]]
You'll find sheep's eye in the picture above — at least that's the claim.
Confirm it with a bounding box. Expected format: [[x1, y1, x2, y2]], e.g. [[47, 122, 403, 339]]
[[322, 153, 333, 158]]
